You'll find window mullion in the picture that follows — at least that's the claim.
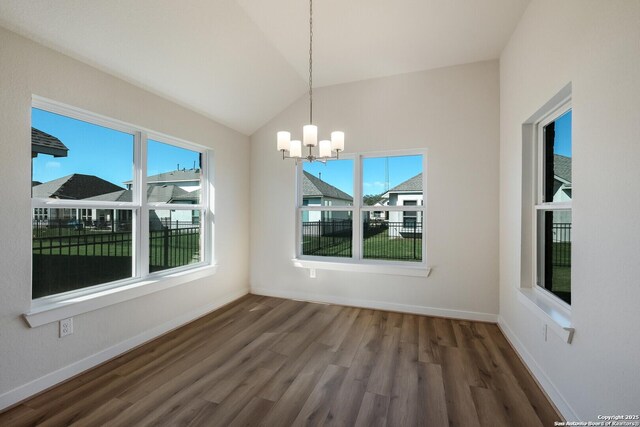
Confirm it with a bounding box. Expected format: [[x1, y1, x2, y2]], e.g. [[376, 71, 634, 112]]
[[353, 155, 362, 260], [138, 131, 150, 278]]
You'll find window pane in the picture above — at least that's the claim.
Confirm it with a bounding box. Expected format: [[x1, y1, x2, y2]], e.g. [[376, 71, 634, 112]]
[[31, 108, 133, 202], [363, 211, 422, 262], [147, 140, 202, 205], [149, 209, 201, 272], [301, 211, 352, 257], [537, 210, 571, 304], [362, 155, 423, 207], [543, 110, 572, 203], [32, 209, 133, 298], [302, 159, 353, 207]]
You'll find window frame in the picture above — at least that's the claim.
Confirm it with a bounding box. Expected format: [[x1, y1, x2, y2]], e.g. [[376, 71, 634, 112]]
[[533, 100, 572, 308], [295, 149, 427, 269], [30, 96, 214, 306]]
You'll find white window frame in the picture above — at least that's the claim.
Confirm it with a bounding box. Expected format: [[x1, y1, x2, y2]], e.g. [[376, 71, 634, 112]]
[[26, 96, 215, 326], [533, 100, 572, 309], [294, 149, 428, 276]]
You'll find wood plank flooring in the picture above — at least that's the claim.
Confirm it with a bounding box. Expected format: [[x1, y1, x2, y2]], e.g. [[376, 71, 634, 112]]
[[0, 295, 562, 426]]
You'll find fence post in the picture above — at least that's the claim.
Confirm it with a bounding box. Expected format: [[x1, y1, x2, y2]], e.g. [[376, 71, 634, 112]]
[[413, 221, 417, 260], [163, 227, 170, 268]]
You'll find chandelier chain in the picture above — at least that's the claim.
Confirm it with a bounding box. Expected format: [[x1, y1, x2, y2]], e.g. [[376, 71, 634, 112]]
[[309, 0, 313, 124]]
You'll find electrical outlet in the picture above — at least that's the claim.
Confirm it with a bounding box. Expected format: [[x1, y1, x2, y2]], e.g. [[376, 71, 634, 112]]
[[542, 323, 547, 342], [60, 317, 73, 338]]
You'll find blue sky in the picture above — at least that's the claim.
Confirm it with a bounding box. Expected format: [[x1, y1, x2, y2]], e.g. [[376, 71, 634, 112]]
[[303, 154, 423, 196], [32, 108, 200, 187], [554, 110, 572, 157]]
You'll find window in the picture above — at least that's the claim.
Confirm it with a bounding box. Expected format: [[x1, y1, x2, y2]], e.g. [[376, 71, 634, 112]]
[[535, 105, 572, 305], [31, 100, 211, 300], [297, 151, 425, 265]]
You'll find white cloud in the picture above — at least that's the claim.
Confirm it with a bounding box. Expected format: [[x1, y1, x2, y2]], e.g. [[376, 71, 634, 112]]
[[45, 161, 61, 169], [363, 181, 387, 192]]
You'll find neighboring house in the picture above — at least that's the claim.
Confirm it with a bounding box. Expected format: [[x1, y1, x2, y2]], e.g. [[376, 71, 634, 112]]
[[31, 127, 68, 159], [552, 154, 572, 240], [32, 174, 125, 224], [124, 168, 201, 192], [85, 185, 200, 228], [552, 154, 572, 203], [379, 173, 423, 237], [302, 171, 352, 223]]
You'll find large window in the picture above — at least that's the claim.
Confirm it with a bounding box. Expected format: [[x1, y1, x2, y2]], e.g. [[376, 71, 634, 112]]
[[298, 151, 425, 264], [31, 100, 211, 300], [535, 105, 572, 305]]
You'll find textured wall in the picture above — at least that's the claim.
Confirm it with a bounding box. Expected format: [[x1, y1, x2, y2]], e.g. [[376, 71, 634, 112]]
[[250, 61, 500, 319], [0, 27, 250, 401], [499, 0, 640, 419]]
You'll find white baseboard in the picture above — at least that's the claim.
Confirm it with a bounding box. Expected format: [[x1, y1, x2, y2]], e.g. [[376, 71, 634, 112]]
[[497, 316, 579, 421], [0, 287, 249, 412], [250, 287, 498, 323]]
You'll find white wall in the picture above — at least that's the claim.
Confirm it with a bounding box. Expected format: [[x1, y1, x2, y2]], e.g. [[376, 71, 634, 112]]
[[250, 61, 500, 320], [499, 0, 640, 420], [0, 27, 250, 406]]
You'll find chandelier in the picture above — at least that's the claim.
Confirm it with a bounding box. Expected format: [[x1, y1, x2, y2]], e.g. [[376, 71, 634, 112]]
[[277, 0, 344, 162]]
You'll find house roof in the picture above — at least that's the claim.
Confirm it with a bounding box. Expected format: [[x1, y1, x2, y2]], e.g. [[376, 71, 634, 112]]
[[302, 171, 353, 201], [32, 174, 124, 200], [31, 127, 68, 158], [84, 185, 198, 204], [123, 169, 200, 185], [170, 189, 200, 203], [386, 173, 423, 194], [554, 154, 572, 183]]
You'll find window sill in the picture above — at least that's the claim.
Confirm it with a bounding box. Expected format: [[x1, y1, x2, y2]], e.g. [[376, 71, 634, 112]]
[[517, 287, 574, 343], [24, 264, 218, 328], [292, 258, 431, 277]]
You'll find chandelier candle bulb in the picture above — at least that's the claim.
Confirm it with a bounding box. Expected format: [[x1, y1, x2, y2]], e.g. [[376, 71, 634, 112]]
[[319, 140, 331, 158], [290, 140, 302, 158], [275, 0, 344, 162], [331, 131, 345, 151], [277, 131, 291, 151], [303, 124, 318, 147]]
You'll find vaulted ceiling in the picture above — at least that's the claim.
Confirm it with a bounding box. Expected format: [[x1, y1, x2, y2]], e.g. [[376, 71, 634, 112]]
[[0, 0, 530, 135]]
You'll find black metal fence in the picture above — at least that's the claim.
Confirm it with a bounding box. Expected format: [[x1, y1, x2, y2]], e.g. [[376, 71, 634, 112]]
[[302, 220, 352, 257], [552, 223, 571, 267], [301, 220, 422, 261], [149, 225, 200, 272], [32, 220, 200, 298]]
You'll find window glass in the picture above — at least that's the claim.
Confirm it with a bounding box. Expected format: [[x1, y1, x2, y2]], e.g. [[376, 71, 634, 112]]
[[32, 208, 133, 298], [537, 210, 571, 304], [362, 211, 422, 262], [543, 110, 572, 203], [31, 108, 133, 201], [537, 108, 572, 304], [147, 140, 202, 205], [149, 209, 202, 272], [301, 211, 352, 257], [362, 155, 423, 206], [302, 159, 354, 207]]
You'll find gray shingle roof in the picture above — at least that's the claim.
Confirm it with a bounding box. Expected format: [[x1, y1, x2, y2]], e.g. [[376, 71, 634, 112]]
[[387, 173, 423, 193], [302, 171, 353, 201], [170, 189, 200, 203], [84, 185, 199, 204], [554, 154, 572, 183], [32, 174, 124, 200], [124, 169, 200, 185], [84, 189, 132, 202], [31, 127, 68, 158]]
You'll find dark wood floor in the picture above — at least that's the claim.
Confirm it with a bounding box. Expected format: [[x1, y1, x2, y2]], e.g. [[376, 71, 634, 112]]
[[0, 295, 561, 426]]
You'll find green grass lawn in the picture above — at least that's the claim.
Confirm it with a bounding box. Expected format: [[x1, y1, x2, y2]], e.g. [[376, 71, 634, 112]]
[[302, 229, 422, 261]]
